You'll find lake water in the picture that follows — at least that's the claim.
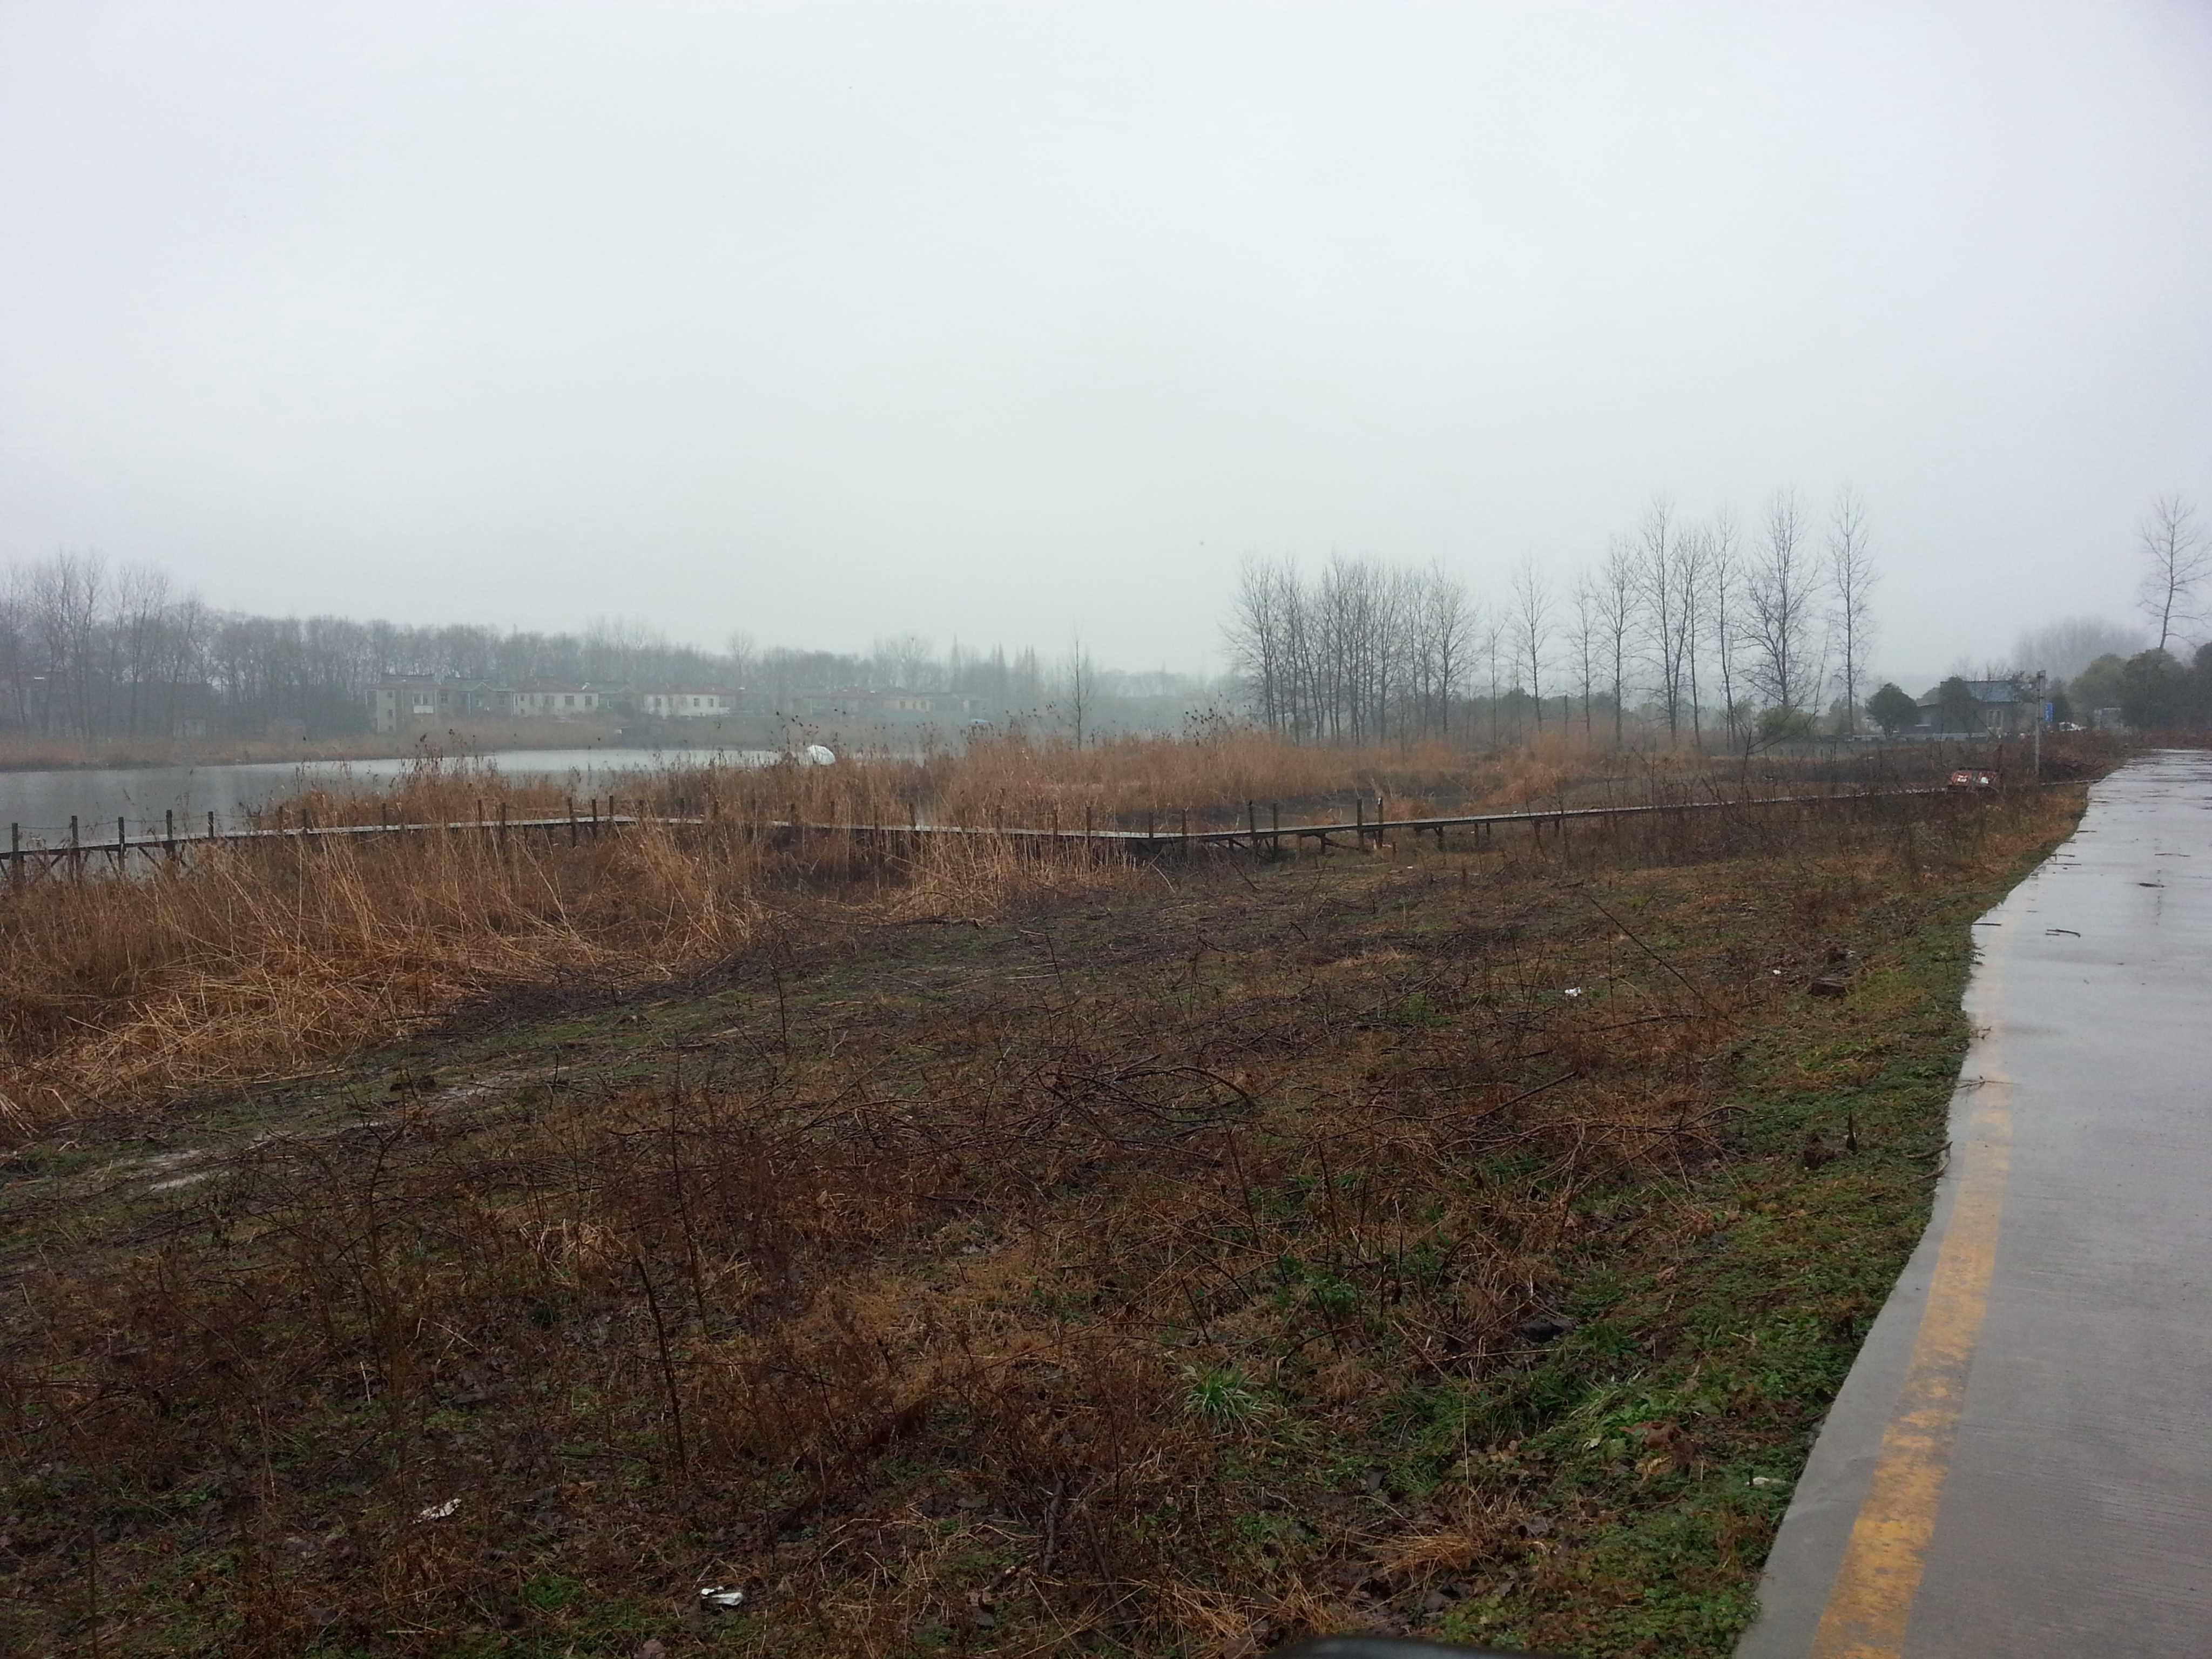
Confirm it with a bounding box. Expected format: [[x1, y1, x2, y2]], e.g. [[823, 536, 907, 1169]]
[[0, 747, 787, 842]]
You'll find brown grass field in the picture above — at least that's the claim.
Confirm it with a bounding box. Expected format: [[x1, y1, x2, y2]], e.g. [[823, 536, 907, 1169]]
[[0, 736, 2098, 1657], [1, 731, 2086, 1134]]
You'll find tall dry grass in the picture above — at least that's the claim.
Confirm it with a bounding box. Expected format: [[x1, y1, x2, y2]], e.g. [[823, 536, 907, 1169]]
[[2, 731, 2105, 1134], [0, 815, 1127, 1135], [275, 726, 2031, 842]]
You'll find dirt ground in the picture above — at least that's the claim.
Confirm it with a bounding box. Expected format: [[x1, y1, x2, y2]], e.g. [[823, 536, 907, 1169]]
[[0, 785, 2081, 1657]]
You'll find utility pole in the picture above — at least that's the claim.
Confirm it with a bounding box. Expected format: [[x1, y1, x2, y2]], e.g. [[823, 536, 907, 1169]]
[[2032, 669, 2046, 782]]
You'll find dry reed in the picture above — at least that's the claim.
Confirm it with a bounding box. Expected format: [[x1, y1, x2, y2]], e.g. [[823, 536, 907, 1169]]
[[0, 811, 1128, 1134], [268, 726, 2074, 840], [1, 731, 2106, 1135]]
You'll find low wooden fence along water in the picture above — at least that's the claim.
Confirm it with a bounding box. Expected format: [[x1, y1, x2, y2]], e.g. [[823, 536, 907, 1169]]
[[1, 783, 1994, 888]]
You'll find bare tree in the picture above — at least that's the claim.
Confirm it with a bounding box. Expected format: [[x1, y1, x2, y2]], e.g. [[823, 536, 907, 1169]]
[[1594, 536, 1637, 745], [30, 550, 105, 740], [2137, 496, 2208, 654], [1062, 630, 1094, 746], [1482, 612, 1506, 746], [1744, 489, 1814, 719], [1706, 508, 1744, 746], [872, 632, 937, 691], [1510, 557, 1552, 732], [1826, 485, 1877, 732], [1224, 555, 1293, 734], [725, 630, 759, 692], [1635, 498, 1693, 737], [1572, 574, 1598, 737], [115, 564, 171, 738], [1417, 562, 1472, 737], [1374, 563, 1418, 742], [160, 595, 208, 738], [1675, 524, 1711, 748], [0, 565, 31, 736]]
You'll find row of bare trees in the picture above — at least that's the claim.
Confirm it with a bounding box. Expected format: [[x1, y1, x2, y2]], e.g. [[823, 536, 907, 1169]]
[[1223, 555, 1475, 743], [0, 552, 756, 741], [1225, 487, 1881, 749], [0, 556, 213, 741], [0, 551, 1215, 746]]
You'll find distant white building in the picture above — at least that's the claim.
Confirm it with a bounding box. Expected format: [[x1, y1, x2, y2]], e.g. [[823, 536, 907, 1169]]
[[640, 689, 736, 718], [511, 682, 601, 718]]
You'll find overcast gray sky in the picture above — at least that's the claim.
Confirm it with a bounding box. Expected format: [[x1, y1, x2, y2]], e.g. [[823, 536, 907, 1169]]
[[3, 1, 2208, 687]]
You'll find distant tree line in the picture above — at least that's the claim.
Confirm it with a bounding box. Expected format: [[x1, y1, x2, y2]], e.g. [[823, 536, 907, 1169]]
[[2078, 496, 2212, 728], [2056, 645, 2212, 731], [2016, 499, 2210, 732], [0, 552, 1206, 744], [0, 552, 750, 740], [1225, 487, 1881, 749], [9, 490, 2198, 749]]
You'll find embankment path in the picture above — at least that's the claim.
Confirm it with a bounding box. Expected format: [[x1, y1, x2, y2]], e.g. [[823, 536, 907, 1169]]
[[1740, 749, 2212, 1658]]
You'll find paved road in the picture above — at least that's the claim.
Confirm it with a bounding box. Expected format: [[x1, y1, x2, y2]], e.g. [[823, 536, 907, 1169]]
[[1739, 750, 2212, 1659]]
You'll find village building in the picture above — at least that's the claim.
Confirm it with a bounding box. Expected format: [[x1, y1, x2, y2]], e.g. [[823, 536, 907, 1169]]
[[509, 681, 601, 718], [639, 689, 736, 718], [1914, 678, 2038, 736], [370, 676, 512, 734]]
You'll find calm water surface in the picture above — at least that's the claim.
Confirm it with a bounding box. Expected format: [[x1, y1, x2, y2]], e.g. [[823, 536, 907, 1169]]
[[0, 748, 785, 842]]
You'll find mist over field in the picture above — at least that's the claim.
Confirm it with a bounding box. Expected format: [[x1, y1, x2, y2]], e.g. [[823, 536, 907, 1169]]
[[2, 1, 2208, 699]]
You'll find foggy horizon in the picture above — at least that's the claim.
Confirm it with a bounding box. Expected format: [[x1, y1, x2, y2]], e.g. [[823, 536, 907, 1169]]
[[4, 2, 2209, 694]]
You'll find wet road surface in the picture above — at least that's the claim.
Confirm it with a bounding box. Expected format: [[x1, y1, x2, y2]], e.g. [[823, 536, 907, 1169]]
[[1738, 750, 2212, 1657]]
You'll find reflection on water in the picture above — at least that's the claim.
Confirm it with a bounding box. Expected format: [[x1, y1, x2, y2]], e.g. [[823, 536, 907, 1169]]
[[0, 748, 785, 842]]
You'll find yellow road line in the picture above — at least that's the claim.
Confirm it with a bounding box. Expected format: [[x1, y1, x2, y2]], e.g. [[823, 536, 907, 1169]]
[[1810, 942, 2013, 1659]]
